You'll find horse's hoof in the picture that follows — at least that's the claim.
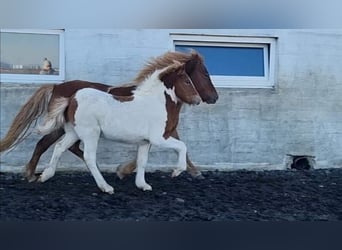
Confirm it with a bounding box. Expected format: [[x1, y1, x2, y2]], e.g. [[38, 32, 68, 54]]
[[192, 173, 205, 180], [25, 168, 38, 182], [116, 170, 126, 180], [27, 174, 39, 183], [142, 184, 152, 191], [38, 174, 50, 183], [38, 168, 55, 182], [171, 169, 184, 178], [136, 183, 152, 191], [37, 175, 44, 183], [101, 185, 114, 194], [107, 189, 114, 195], [116, 164, 129, 179]]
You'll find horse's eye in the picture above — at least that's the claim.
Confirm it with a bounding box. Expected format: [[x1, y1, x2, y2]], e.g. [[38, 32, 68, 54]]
[[185, 79, 191, 85]]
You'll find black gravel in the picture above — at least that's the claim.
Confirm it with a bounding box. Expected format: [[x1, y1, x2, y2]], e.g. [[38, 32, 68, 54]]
[[1, 168, 342, 221]]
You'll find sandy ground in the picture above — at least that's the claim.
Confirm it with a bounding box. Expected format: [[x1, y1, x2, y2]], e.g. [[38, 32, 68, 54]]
[[0, 168, 341, 221]]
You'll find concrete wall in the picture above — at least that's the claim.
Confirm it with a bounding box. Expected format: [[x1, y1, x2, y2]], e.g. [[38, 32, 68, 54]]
[[1, 29, 342, 172]]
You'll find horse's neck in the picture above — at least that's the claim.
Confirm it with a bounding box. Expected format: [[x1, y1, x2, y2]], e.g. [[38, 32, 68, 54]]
[[163, 94, 183, 139], [134, 71, 166, 97]]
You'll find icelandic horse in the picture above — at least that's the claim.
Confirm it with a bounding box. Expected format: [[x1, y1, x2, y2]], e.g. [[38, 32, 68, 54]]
[[0, 51, 218, 182], [38, 61, 201, 193]]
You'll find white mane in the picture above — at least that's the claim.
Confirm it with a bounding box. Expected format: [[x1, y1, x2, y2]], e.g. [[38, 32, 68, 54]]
[[134, 69, 164, 94], [134, 64, 178, 96]]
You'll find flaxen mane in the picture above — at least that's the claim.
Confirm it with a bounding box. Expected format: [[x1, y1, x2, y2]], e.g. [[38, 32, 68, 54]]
[[133, 50, 203, 83]]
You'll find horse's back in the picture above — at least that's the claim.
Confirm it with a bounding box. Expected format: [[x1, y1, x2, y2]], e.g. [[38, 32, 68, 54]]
[[75, 88, 112, 112], [53, 80, 110, 98]]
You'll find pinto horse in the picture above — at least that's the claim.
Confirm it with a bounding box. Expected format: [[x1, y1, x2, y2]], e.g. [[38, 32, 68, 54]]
[[38, 62, 201, 193], [0, 50, 218, 181]]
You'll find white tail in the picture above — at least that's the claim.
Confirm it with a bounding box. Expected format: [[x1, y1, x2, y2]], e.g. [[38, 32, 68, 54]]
[[37, 97, 69, 135]]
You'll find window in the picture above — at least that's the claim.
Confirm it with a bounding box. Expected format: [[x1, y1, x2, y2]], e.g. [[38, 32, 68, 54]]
[[0, 29, 65, 83], [171, 33, 277, 88]]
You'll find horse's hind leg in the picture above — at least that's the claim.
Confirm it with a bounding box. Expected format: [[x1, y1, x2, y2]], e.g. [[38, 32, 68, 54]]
[[39, 129, 79, 182], [25, 128, 65, 182], [135, 143, 152, 191], [186, 154, 204, 179], [116, 160, 137, 179], [68, 140, 84, 160]]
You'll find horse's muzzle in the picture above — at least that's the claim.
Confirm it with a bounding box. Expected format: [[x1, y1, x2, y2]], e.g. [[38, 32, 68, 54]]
[[205, 95, 219, 104], [192, 96, 202, 105]]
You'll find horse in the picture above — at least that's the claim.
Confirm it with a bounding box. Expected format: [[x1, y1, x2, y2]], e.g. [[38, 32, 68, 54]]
[[38, 61, 201, 193], [0, 50, 218, 182]]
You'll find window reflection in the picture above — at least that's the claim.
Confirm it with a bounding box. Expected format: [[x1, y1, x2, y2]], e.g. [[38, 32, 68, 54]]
[[0, 32, 60, 75]]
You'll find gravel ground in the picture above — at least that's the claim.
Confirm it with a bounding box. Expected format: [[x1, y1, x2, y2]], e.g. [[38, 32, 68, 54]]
[[1, 168, 341, 221]]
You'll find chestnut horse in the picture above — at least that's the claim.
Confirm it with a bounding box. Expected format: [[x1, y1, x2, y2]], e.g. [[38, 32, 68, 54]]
[[0, 50, 218, 181], [38, 62, 201, 193]]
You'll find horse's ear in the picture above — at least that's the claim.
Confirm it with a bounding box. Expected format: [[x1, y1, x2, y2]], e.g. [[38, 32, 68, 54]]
[[159, 61, 184, 79], [190, 50, 204, 63], [185, 56, 197, 73], [172, 60, 183, 69], [176, 62, 186, 75]]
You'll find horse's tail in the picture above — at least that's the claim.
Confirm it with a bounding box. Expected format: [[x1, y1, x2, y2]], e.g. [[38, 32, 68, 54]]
[[0, 85, 54, 152], [37, 97, 69, 135]]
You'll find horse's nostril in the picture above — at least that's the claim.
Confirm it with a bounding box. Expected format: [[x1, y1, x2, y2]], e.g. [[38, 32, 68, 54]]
[[212, 95, 219, 103], [206, 97, 217, 104]]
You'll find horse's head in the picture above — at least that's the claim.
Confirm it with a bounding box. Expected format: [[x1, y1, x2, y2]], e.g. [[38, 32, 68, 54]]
[[185, 51, 219, 104], [159, 61, 201, 105]]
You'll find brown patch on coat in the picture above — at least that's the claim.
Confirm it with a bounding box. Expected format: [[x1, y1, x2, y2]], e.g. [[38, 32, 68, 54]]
[[112, 95, 134, 102], [108, 85, 136, 96], [52, 80, 110, 99], [108, 85, 136, 102], [163, 93, 182, 139]]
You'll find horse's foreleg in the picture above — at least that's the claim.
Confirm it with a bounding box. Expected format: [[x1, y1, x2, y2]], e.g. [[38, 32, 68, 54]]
[[170, 130, 203, 179], [171, 140, 187, 178], [116, 129, 203, 180], [135, 143, 152, 191], [153, 137, 187, 178], [25, 128, 65, 182], [82, 135, 114, 194]]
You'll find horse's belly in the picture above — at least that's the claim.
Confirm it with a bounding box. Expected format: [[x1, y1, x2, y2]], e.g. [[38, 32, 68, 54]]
[[100, 120, 156, 144], [103, 133, 147, 144]]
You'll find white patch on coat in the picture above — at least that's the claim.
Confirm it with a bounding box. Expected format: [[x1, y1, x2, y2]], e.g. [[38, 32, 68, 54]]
[[164, 86, 178, 104]]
